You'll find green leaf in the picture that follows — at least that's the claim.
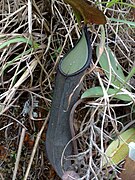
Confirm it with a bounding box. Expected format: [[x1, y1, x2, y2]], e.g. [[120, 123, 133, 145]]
[[109, 18, 135, 27], [98, 1, 135, 8], [103, 128, 135, 167], [107, 0, 119, 8], [81, 86, 105, 98], [96, 46, 129, 89], [126, 67, 135, 82], [0, 37, 39, 49], [81, 86, 132, 101], [1, 49, 32, 74]]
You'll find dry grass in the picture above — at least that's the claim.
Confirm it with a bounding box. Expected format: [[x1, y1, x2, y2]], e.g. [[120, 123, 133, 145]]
[[0, 0, 135, 179]]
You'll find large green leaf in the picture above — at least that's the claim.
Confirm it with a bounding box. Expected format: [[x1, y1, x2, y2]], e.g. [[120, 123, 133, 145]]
[[96, 46, 127, 88], [103, 128, 135, 167], [81, 86, 132, 101]]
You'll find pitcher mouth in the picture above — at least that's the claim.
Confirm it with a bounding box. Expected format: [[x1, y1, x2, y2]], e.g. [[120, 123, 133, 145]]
[[59, 26, 92, 77]]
